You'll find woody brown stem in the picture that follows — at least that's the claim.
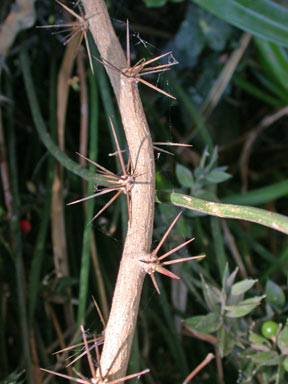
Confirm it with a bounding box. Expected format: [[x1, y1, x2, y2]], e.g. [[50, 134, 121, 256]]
[[82, 0, 155, 380]]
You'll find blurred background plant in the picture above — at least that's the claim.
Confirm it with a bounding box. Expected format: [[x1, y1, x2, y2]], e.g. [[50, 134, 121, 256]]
[[1, 0, 288, 383]]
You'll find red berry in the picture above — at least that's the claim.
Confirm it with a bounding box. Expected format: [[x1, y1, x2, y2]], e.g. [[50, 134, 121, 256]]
[[20, 219, 32, 233]]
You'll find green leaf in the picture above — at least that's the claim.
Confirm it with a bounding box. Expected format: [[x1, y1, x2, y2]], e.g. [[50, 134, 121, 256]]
[[198, 8, 232, 51], [143, 0, 167, 6], [225, 295, 265, 318], [222, 263, 230, 292], [0, 370, 25, 384], [176, 164, 194, 188], [255, 39, 288, 93], [234, 75, 285, 107], [249, 332, 271, 348], [265, 280, 285, 308], [205, 167, 231, 184], [201, 275, 222, 311], [277, 325, 288, 355], [185, 312, 221, 334], [217, 326, 236, 357], [171, 4, 205, 67], [241, 350, 280, 366], [226, 266, 238, 291], [191, 0, 288, 46], [231, 279, 257, 296]]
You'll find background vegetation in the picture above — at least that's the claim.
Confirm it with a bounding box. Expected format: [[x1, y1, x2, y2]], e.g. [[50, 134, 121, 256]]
[[1, 0, 288, 383]]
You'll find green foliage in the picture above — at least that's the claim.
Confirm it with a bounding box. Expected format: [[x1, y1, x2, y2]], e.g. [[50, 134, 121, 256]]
[[185, 265, 288, 381], [186, 312, 220, 334], [167, 3, 233, 68], [235, 38, 288, 107], [143, 0, 183, 7], [0, 370, 25, 384], [265, 280, 285, 308], [240, 322, 288, 382], [185, 265, 264, 356], [191, 0, 288, 46], [176, 147, 231, 201]]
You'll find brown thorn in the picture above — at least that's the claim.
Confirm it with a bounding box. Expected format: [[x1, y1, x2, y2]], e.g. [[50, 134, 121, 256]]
[[126, 19, 130, 68], [154, 142, 192, 147], [126, 192, 132, 224], [162, 254, 206, 266], [88, 189, 123, 224], [139, 63, 177, 75], [54, 336, 100, 354], [67, 187, 120, 206], [153, 145, 174, 156], [157, 237, 195, 261], [136, 77, 176, 100], [71, 367, 87, 381], [65, 344, 93, 368], [50, 1, 94, 73], [80, 325, 96, 379], [73, 30, 84, 55], [94, 56, 123, 75], [40, 368, 88, 384], [150, 271, 160, 294], [56, 0, 83, 22], [37, 23, 79, 29], [64, 336, 103, 368], [94, 333, 103, 380], [136, 67, 171, 77], [83, 31, 94, 74], [109, 118, 127, 177], [92, 296, 106, 329], [155, 265, 180, 280], [61, 28, 82, 46], [152, 211, 183, 257], [76, 152, 116, 176], [109, 369, 150, 384], [139, 51, 176, 67]]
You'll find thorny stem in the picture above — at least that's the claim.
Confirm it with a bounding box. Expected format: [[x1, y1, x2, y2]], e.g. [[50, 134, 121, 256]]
[[82, 0, 155, 380]]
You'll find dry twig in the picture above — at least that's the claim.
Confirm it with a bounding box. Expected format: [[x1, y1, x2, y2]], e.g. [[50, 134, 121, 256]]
[[183, 353, 215, 384]]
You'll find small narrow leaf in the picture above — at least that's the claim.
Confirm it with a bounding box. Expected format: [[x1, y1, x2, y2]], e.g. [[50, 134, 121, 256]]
[[201, 275, 222, 311], [222, 263, 230, 292], [176, 164, 194, 188], [241, 351, 280, 366], [248, 332, 271, 349], [265, 280, 285, 307], [185, 312, 221, 334], [155, 265, 180, 279], [231, 279, 257, 296], [277, 325, 288, 354], [217, 326, 236, 357], [225, 295, 265, 318], [205, 168, 231, 184]]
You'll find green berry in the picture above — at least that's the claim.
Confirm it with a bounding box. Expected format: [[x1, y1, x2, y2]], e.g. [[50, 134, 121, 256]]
[[261, 321, 278, 339]]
